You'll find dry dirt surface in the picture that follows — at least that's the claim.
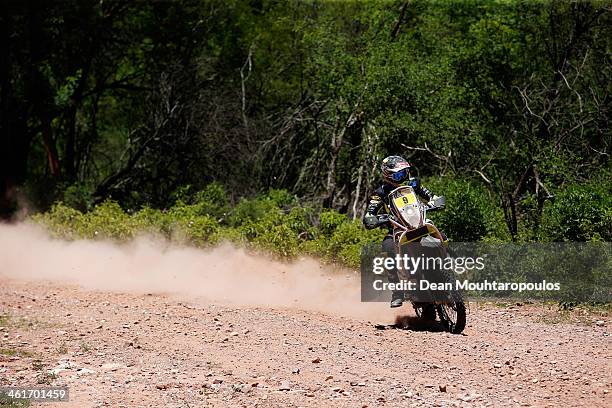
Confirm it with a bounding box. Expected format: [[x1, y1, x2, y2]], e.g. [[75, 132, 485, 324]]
[[0, 224, 610, 407], [1, 279, 610, 408]]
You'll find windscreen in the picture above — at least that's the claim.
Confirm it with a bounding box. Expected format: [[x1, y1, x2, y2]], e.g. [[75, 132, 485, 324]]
[[390, 187, 423, 229]]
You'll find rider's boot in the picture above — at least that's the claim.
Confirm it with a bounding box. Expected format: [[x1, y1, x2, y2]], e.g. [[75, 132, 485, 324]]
[[390, 290, 404, 308]]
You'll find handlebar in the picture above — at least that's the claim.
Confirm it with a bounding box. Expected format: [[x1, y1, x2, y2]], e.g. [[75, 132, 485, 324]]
[[377, 214, 390, 222], [375, 196, 445, 225], [376, 213, 397, 224], [426, 196, 446, 211]]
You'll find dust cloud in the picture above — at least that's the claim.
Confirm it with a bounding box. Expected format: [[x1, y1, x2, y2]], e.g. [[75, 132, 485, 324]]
[[0, 223, 394, 322]]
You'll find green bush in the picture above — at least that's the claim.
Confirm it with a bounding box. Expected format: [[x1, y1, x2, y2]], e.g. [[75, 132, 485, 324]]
[[539, 181, 612, 242], [285, 206, 317, 237], [253, 223, 300, 258], [192, 182, 230, 219], [213, 226, 247, 245], [264, 189, 297, 208], [34, 200, 143, 241], [80, 200, 138, 240], [330, 220, 385, 268], [299, 211, 385, 268], [173, 215, 220, 246], [228, 197, 280, 227], [132, 207, 173, 238], [319, 209, 349, 236], [168, 182, 229, 220], [423, 177, 508, 241], [62, 182, 94, 212], [31, 184, 392, 268], [31, 202, 84, 240], [165, 201, 220, 246], [41, 180, 598, 270]]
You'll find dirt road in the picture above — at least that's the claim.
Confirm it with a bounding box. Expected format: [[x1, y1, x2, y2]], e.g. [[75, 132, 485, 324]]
[[1, 279, 610, 408]]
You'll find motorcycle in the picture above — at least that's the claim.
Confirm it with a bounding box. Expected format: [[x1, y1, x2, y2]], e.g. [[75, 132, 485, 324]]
[[378, 186, 466, 334]]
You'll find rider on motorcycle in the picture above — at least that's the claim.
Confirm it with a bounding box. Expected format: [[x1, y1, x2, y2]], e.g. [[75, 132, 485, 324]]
[[362, 155, 441, 308]]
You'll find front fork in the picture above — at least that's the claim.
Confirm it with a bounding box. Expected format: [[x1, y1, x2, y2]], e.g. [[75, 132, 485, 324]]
[[391, 222, 448, 305]]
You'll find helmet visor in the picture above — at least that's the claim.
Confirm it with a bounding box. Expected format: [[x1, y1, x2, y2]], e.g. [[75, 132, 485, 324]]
[[391, 168, 409, 182]]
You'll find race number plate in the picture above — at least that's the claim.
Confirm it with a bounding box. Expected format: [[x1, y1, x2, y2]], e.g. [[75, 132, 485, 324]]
[[392, 190, 417, 209]]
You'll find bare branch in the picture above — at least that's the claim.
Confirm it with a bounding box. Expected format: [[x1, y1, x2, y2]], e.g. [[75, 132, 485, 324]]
[[400, 142, 453, 173], [558, 69, 583, 113], [533, 166, 554, 199], [474, 170, 492, 185], [514, 85, 549, 126], [240, 43, 255, 129], [390, 1, 411, 41]]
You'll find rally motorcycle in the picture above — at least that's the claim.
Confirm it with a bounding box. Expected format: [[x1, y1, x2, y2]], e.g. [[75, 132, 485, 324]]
[[379, 186, 466, 334]]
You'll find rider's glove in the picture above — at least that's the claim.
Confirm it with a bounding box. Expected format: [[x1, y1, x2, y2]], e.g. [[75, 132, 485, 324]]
[[363, 214, 379, 229], [428, 195, 445, 208], [364, 214, 391, 228], [377, 214, 391, 223]]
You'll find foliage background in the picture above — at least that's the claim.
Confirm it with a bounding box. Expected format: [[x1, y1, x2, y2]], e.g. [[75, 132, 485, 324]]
[[1, 0, 610, 258]]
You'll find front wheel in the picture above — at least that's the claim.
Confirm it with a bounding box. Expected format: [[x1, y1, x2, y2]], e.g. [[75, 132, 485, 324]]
[[413, 303, 436, 320], [436, 293, 466, 334]]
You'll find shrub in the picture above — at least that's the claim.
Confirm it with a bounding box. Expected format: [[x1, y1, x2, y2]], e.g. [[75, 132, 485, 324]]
[[228, 197, 280, 227], [285, 206, 316, 237], [34, 180, 536, 269], [132, 207, 173, 238], [264, 189, 297, 208], [252, 223, 300, 258], [62, 182, 94, 212], [172, 215, 220, 246], [80, 200, 137, 240], [31, 203, 84, 240], [319, 209, 348, 236], [192, 182, 230, 219], [329, 220, 386, 268], [539, 180, 612, 242], [423, 176, 507, 241], [213, 226, 247, 245], [166, 202, 220, 246]]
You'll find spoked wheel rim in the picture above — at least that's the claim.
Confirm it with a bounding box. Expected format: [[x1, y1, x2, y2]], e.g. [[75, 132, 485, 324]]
[[436, 299, 466, 334], [413, 303, 436, 320], [441, 303, 458, 325]]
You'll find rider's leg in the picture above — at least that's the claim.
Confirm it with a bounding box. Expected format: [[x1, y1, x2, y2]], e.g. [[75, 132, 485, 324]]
[[382, 235, 403, 308]]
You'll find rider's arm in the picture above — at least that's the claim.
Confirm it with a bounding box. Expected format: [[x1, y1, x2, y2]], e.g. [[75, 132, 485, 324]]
[[362, 189, 388, 229], [410, 178, 435, 201]]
